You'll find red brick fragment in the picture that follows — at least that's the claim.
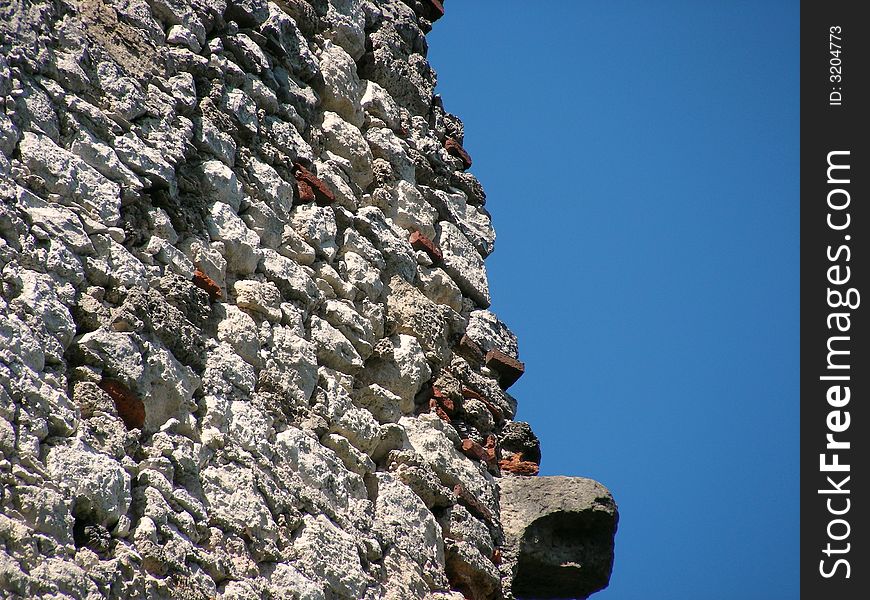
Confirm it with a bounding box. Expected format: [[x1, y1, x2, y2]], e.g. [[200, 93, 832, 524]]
[[98, 378, 146, 430], [431, 385, 455, 414], [499, 453, 540, 476], [444, 137, 472, 170], [453, 483, 494, 524], [429, 399, 452, 423], [193, 268, 222, 301], [460, 439, 491, 463], [460, 387, 484, 402], [409, 229, 443, 263], [485, 349, 525, 389], [435, 406, 452, 423], [492, 548, 502, 566], [296, 178, 316, 203], [455, 335, 485, 365], [292, 162, 335, 206], [427, 0, 445, 20]]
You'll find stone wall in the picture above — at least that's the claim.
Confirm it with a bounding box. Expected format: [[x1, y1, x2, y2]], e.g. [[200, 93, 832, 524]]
[[0, 1, 616, 598]]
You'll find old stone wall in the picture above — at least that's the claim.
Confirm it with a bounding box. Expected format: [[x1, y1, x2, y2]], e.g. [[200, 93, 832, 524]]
[[0, 1, 616, 599]]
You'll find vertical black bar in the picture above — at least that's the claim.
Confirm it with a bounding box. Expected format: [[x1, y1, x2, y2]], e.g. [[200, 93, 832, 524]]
[[801, 1, 869, 597]]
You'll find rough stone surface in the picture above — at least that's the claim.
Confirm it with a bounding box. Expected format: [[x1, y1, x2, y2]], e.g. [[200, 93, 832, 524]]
[[0, 2, 615, 599], [499, 476, 619, 599]]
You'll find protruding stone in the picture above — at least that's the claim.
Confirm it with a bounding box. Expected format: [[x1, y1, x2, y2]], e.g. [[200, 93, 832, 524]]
[[499, 421, 541, 465], [485, 349, 525, 389], [499, 476, 619, 600], [444, 137, 472, 170]]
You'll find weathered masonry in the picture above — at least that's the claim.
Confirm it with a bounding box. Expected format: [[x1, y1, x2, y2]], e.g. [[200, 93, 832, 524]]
[[0, 1, 617, 598]]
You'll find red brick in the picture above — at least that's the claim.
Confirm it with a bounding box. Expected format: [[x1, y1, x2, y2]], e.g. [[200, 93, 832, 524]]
[[499, 453, 539, 476], [427, 0, 445, 20], [293, 163, 335, 206], [192, 268, 222, 301], [99, 378, 145, 430], [492, 548, 502, 566], [296, 178, 316, 203], [409, 230, 443, 263], [485, 349, 525, 389], [430, 400, 451, 423], [460, 439, 491, 463], [444, 137, 472, 170], [432, 385, 456, 414]]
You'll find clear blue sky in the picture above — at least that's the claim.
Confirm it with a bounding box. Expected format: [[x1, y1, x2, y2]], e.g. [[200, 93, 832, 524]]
[[429, 2, 799, 599]]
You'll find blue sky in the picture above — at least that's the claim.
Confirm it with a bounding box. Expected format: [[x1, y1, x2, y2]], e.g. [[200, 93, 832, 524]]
[[429, 2, 799, 599]]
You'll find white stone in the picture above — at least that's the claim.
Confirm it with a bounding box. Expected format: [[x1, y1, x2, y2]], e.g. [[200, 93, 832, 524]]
[[295, 514, 370, 598], [322, 0, 366, 60], [69, 127, 142, 190], [436, 221, 491, 307], [242, 155, 294, 219], [289, 204, 338, 262], [203, 342, 257, 398], [113, 131, 176, 192], [309, 315, 363, 374], [318, 43, 365, 127], [207, 202, 262, 274], [375, 473, 449, 595], [417, 266, 463, 313], [261, 325, 319, 407], [46, 439, 131, 526], [200, 160, 244, 211], [360, 334, 431, 411], [224, 88, 259, 135], [18, 132, 121, 225], [321, 111, 373, 189], [259, 249, 323, 307], [401, 414, 497, 517], [390, 180, 438, 239], [228, 401, 274, 457], [279, 224, 317, 266], [466, 309, 520, 359], [321, 298, 375, 358], [338, 251, 383, 300], [217, 304, 261, 366], [201, 462, 277, 543], [386, 276, 449, 364], [361, 80, 401, 131], [365, 127, 415, 182], [82, 234, 147, 288], [234, 279, 283, 323]]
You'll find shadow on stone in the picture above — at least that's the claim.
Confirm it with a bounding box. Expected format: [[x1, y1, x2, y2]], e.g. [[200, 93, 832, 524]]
[[499, 476, 618, 600]]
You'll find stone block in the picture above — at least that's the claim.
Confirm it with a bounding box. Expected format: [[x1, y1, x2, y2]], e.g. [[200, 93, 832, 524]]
[[499, 476, 618, 600]]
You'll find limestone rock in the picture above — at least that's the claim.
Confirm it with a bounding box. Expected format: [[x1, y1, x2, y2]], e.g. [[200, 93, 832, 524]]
[[319, 43, 366, 128], [321, 111, 374, 188], [17, 132, 121, 225], [385, 275, 449, 365], [360, 335, 431, 410], [499, 476, 619, 599], [465, 310, 519, 359], [0, 2, 617, 598], [436, 221, 491, 308], [46, 439, 131, 527]]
